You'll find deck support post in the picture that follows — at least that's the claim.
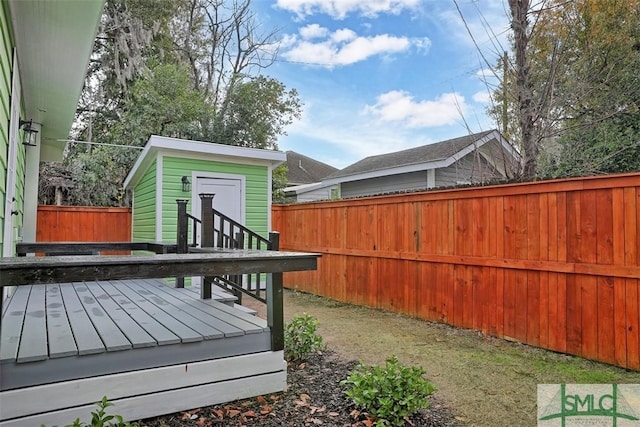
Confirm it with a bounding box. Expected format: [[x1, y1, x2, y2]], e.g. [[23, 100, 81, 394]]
[[267, 271, 284, 351], [267, 231, 284, 351], [200, 194, 215, 299], [176, 199, 189, 288]]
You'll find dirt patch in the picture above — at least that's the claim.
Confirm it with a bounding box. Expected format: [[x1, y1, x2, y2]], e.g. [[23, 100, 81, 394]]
[[276, 290, 640, 427]]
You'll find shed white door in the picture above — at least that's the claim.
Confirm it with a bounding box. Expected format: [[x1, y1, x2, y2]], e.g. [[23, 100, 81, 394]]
[[193, 177, 243, 245]]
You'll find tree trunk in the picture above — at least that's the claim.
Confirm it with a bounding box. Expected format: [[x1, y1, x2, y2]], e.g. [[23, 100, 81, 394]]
[[509, 0, 537, 178]]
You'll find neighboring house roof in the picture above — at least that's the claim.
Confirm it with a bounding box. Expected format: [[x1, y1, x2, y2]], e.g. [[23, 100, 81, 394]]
[[285, 151, 338, 185], [124, 135, 286, 189], [8, 0, 105, 161], [323, 130, 520, 185]]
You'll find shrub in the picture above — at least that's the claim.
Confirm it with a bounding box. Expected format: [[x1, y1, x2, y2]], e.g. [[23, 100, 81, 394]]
[[341, 356, 436, 427], [284, 313, 325, 361], [42, 396, 137, 427]]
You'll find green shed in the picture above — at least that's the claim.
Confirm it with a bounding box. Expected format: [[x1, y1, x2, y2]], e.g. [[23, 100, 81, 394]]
[[123, 135, 286, 244]]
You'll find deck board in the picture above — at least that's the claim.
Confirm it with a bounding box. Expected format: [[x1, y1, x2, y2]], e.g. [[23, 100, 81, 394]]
[[45, 285, 77, 358], [119, 281, 225, 340], [59, 283, 107, 355], [73, 283, 132, 352], [17, 285, 48, 363], [85, 282, 156, 349], [138, 279, 259, 336], [97, 281, 181, 346], [0, 287, 31, 363], [110, 281, 203, 343]]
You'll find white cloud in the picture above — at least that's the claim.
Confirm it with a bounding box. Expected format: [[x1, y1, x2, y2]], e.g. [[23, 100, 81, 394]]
[[276, 0, 421, 19], [281, 26, 428, 67], [299, 23, 328, 39], [364, 90, 467, 128], [472, 91, 492, 103]]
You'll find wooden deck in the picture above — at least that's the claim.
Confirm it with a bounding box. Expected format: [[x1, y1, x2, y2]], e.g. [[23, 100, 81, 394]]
[[0, 249, 320, 427], [1, 278, 269, 389]]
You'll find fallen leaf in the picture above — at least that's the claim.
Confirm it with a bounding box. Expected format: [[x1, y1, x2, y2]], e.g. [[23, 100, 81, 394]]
[[211, 409, 224, 419], [350, 409, 361, 418], [300, 393, 311, 403], [294, 400, 309, 408], [256, 395, 267, 404], [260, 404, 273, 414], [195, 417, 211, 426], [242, 410, 256, 418], [328, 412, 340, 417], [227, 409, 241, 418]]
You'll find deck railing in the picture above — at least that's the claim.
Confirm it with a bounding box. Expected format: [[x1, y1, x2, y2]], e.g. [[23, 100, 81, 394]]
[[176, 195, 277, 304]]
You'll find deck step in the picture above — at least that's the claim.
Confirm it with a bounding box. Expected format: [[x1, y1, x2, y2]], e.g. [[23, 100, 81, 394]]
[[233, 304, 257, 316], [185, 284, 237, 306]]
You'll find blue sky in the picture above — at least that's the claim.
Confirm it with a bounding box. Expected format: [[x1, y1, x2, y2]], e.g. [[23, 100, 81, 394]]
[[253, 0, 511, 169]]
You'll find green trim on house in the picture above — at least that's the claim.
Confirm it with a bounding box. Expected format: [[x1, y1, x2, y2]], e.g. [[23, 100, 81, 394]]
[[132, 159, 157, 242]]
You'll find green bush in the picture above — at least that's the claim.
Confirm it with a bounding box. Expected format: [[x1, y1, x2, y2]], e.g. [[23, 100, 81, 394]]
[[284, 313, 325, 361], [341, 356, 436, 427], [42, 396, 137, 427]]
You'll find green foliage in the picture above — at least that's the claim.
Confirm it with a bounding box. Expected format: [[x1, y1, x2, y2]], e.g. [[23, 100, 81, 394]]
[[539, 118, 640, 177], [272, 163, 289, 203], [41, 396, 137, 427], [213, 76, 302, 149], [341, 356, 436, 427], [284, 313, 325, 361]]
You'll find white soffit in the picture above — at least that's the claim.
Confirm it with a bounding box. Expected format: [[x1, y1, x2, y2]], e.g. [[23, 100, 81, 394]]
[[8, 0, 105, 161]]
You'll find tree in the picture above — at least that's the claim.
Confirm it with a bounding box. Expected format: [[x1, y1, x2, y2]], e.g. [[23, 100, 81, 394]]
[[43, 0, 302, 206], [212, 76, 302, 149], [492, 0, 640, 178]]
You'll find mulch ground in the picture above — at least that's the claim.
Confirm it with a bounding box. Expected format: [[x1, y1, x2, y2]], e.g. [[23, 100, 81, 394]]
[[137, 350, 461, 427]]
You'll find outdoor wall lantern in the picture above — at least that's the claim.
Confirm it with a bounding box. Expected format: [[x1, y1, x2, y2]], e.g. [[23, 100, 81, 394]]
[[19, 118, 38, 146], [181, 176, 191, 192]]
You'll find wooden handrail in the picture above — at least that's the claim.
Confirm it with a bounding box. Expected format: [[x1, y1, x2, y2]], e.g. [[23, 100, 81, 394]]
[[16, 241, 176, 256]]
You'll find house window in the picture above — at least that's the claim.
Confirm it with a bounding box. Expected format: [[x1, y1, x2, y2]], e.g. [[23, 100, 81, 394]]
[[330, 187, 340, 199]]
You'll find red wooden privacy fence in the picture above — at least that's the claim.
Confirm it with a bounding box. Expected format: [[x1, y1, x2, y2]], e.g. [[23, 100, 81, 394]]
[[272, 173, 640, 370], [37, 205, 132, 243]]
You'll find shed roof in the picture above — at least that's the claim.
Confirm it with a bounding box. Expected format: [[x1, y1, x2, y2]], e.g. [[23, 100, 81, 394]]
[[124, 136, 286, 189]]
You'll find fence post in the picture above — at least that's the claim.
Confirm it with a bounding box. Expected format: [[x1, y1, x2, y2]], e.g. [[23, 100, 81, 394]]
[[266, 231, 283, 351], [175, 199, 189, 288], [199, 194, 215, 299]]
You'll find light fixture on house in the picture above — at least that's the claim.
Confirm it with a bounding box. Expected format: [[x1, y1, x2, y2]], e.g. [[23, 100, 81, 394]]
[[19, 118, 38, 146], [181, 176, 191, 192]]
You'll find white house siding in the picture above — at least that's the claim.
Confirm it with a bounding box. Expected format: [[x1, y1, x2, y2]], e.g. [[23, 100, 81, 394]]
[[340, 170, 428, 198], [435, 151, 502, 187], [295, 186, 336, 202]]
